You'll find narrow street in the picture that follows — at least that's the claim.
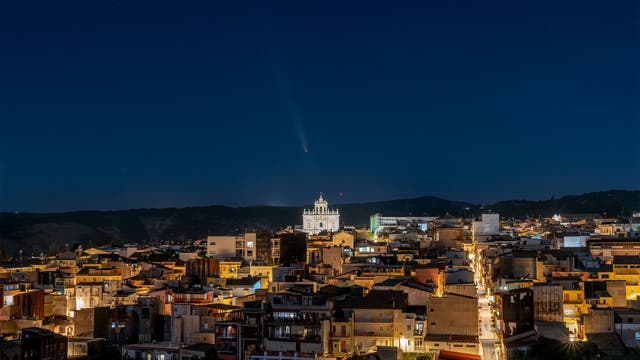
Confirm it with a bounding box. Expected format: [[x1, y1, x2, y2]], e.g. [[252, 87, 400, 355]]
[[478, 295, 499, 360], [474, 256, 502, 360]]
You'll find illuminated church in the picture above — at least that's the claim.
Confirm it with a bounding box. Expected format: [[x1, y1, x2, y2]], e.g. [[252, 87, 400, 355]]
[[302, 193, 340, 234]]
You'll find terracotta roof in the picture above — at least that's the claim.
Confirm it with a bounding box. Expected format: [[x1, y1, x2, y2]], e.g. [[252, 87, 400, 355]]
[[438, 350, 481, 360]]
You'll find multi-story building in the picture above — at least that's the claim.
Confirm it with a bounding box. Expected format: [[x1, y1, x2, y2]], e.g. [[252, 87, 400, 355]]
[[328, 310, 354, 356], [186, 257, 220, 284], [219, 259, 243, 279], [425, 293, 479, 354], [121, 343, 216, 359], [614, 308, 640, 349], [206, 233, 256, 261], [532, 284, 564, 323], [332, 230, 355, 248], [264, 286, 330, 355], [21, 327, 68, 360], [472, 213, 500, 242], [271, 237, 281, 265], [75, 266, 123, 284], [369, 213, 434, 239], [587, 237, 640, 263], [75, 282, 103, 310], [241, 300, 267, 359], [254, 230, 274, 264], [611, 255, 640, 300], [248, 262, 274, 288], [214, 316, 243, 360], [496, 288, 534, 339], [0, 284, 47, 321], [350, 290, 407, 352], [302, 194, 339, 234]]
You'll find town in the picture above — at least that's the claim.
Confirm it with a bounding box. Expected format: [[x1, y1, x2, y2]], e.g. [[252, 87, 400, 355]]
[[1, 194, 640, 360]]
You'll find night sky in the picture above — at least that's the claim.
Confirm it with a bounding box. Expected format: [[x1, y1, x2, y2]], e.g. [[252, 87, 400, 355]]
[[0, 1, 638, 212]]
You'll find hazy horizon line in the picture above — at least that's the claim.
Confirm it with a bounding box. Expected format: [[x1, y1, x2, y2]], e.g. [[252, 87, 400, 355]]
[[1, 188, 636, 215]]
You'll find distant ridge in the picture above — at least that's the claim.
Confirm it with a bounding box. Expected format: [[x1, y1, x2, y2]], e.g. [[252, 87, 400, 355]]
[[0, 190, 638, 255], [488, 190, 640, 218]]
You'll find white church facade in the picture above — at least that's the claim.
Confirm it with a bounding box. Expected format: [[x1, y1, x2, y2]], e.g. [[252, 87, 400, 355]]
[[302, 194, 340, 234]]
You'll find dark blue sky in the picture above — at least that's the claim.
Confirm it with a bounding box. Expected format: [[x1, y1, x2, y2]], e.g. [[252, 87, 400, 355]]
[[0, 1, 638, 212]]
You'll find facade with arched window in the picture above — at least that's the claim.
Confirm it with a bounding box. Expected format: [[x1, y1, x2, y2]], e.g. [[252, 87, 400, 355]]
[[302, 194, 339, 234]]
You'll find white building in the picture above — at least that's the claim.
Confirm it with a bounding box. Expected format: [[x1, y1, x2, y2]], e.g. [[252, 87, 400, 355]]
[[562, 235, 590, 248], [302, 194, 339, 234], [369, 213, 436, 239], [472, 213, 499, 241], [633, 212, 640, 232]]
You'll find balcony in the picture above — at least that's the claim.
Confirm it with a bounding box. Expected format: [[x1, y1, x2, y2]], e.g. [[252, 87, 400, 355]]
[[265, 339, 323, 354], [353, 318, 393, 323], [217, 348, 238, 354], [354, 330, 393, 337], [270, 302, 328, 311], [265, 318, 321, 326], [249, 351, 316, 360], [267, 335, 322, 343], [330, 331, 350, 338]]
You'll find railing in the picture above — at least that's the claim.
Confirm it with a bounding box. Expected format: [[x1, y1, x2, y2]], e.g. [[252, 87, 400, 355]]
[[217, 348, 238, 354], [354, 330, 393, 337], [353, 318, 393, 323], [265, 318, 322, 326], [270, 302, 328, 310], [250, 351, 316, 360], [330, 331, 349, 338], [267, 335, 322, 343]]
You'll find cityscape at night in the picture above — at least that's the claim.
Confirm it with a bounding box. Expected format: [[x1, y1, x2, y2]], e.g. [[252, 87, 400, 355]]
[[0, 1, 639, 360]]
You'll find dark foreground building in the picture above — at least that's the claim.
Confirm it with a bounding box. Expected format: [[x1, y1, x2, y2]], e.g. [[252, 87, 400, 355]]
[[21, 327, 68, 360]]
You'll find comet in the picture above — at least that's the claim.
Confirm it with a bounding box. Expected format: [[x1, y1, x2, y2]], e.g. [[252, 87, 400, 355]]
[[284, 93, 309, 154], [265, 42, 310, 154]]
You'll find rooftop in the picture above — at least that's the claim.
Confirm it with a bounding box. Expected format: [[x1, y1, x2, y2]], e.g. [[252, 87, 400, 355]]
[[354, 290, 407, 309], [613, 255, 640, 265], [424, 334, 479, 343]]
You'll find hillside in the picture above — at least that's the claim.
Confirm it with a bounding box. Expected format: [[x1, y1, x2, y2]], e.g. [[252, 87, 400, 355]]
[[0, 190, 638, 256], [487, 190, 640, 218]]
